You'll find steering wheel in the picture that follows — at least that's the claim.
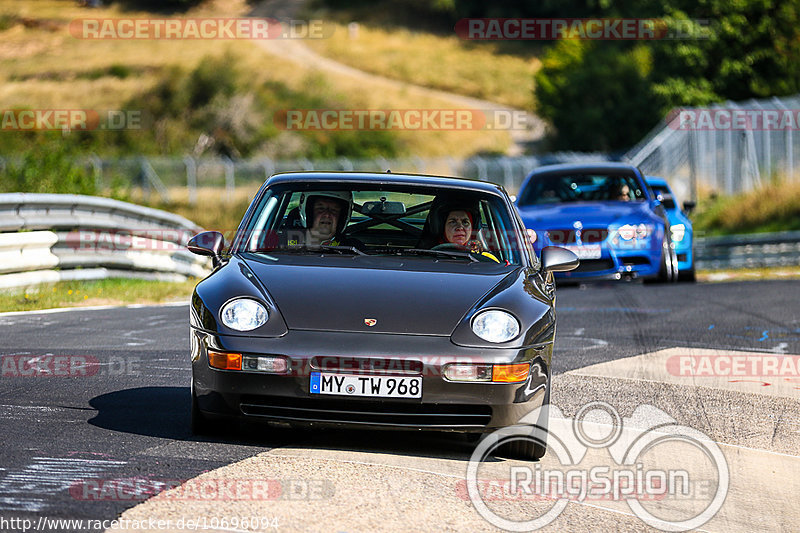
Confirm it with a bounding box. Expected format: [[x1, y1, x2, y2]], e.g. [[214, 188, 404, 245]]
[[432, 243, 465, 251], [432, 242, 499, 263]]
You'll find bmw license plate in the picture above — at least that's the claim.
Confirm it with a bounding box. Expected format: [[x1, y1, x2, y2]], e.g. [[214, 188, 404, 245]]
[[565, 244, 601, 259], [310, 372, 422, 398]]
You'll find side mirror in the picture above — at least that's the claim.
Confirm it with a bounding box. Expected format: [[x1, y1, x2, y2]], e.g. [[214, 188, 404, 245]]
[[541, 246, 579, 273], [683, 200, 696, 214], [187, 231, 225, 264]]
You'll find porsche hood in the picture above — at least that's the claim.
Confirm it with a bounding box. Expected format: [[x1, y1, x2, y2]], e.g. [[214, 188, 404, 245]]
[[242, 258, 512, 336]]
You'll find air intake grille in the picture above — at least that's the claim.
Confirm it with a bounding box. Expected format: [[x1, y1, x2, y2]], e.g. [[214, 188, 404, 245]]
[[240, 395, 492, 428]]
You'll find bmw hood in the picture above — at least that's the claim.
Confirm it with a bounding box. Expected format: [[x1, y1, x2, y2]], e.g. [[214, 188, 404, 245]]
[[517, 201, 658, 229], [242, 257, 512, 335]]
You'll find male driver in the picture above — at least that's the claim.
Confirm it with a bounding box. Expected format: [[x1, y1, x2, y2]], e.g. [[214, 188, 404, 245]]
[[295, 191, 361, 248], [306, 197, 344, 245]]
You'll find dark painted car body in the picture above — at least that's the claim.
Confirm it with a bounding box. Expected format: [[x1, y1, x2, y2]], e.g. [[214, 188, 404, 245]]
[[188, 172, 576, 457], [516, 163, 678, 282]]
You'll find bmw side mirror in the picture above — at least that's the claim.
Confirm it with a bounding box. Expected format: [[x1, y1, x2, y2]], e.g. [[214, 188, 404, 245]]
[[188, 231, 225, 266], [541, 246, 579, 273], [683, 200, 696, 214]]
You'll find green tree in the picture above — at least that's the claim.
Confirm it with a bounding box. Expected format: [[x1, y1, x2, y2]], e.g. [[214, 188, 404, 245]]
[[535, 39, 661, 151], [534, 0, 800, 151]]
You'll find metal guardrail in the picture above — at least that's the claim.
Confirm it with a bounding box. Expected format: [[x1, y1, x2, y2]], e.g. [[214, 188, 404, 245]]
[[0, 193, 211, 290], [695, 231, 800, 270]]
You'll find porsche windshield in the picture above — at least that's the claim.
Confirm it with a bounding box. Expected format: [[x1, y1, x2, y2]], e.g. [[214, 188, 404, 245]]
[[518, 173, 646, 206], [239, 184, 525, 265]]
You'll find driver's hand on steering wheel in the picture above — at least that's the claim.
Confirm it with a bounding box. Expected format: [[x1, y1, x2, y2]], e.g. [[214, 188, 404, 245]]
[[465, 240, 484, 253]]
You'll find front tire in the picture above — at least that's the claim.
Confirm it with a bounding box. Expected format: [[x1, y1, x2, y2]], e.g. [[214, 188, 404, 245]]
[[678, 265, 696, 282], [645, 236, 677, 284]]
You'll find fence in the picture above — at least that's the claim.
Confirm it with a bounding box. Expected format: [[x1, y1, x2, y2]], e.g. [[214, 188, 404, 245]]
[[0, 193, 211, 290], [44, 152, 612, 204], [626, 94, 800, 204]]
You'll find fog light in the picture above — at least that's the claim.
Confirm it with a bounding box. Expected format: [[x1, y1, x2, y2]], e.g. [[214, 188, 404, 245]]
[[208, 350, 242, 370], [492, 363, 530, 383], [242, 355, 288, 373], [443, 364, 492, 382]]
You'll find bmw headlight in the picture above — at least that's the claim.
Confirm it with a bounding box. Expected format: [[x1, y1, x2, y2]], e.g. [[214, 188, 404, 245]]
[[471, 310, 520, 343], [617, 224, 636, 241], [617, 224, 651, 241], [220, 298, 268, 331]]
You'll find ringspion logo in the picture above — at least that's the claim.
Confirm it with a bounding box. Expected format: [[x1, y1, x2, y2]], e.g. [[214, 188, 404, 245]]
[[467, 401, 729, 531]]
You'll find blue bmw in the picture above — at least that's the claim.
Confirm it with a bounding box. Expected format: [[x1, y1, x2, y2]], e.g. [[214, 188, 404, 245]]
[[515, 163, 678, 282], [645, 176, 696, 282]]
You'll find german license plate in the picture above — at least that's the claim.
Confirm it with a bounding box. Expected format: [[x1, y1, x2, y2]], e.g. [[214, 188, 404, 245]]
[[565, 244, 601, 259], [310, 372, 422, 398]]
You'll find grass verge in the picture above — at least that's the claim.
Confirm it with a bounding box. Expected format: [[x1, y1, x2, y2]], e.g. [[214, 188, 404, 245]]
[[0, 0, 512, 158], [0, 278, 197, 313], [697, 266, 800, 283], [305, 22, 540, 109], [692, 179, 800, 236]]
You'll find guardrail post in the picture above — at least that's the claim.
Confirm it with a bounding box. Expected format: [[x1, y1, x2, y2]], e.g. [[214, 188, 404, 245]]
[[471, 156, 487, 181], [222, 156, 235, 203], [87, 154, 103, 191], [184, 156, 197, 205], [499, 157, 513, 190], [722, 103, 734, 195], [261, 157, 274, 179], [774, 97, 793, 181], [751, 100, 771, 182], [338, 157, 354, 171]]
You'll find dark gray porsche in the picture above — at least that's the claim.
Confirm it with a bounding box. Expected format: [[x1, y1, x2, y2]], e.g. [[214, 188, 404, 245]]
[[187, 171, 578, 459]]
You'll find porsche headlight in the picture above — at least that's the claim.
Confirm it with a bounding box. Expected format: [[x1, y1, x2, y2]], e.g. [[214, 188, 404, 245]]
[[220, 298, 268, 331], [471, 310, 520, 343]]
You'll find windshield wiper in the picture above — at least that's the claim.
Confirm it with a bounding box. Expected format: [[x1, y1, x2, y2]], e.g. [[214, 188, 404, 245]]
[[397, 248, 478, 262], [319, 245, 367, 256]]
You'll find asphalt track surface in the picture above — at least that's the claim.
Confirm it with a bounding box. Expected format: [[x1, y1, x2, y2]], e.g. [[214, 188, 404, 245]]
[[0, 280, 798, 532]]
